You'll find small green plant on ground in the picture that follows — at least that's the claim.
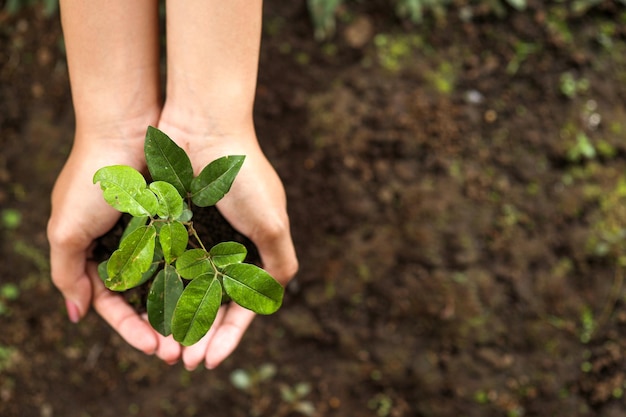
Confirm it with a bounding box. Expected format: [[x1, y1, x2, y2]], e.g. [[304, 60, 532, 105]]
[[559, 72, 590, 99], [1, 209, 21, 230], [586, 177, 626, 262], [373, 33, 425, 72], [0, 344, 18, 372], [3, 0, 58, 16], [0, 283, 20, 316], [230, 364, 316, 417], [395, 0, 452, 24], [506, 41, 541, 75], [566, 132, 596, 162], [94, 126, 284, 346]]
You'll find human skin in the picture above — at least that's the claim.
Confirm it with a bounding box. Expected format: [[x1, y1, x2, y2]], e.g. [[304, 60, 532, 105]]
[[47, 0, 298, 370]]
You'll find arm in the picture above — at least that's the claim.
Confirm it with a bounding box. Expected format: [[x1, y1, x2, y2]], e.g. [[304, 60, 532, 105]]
[[158, 0, 298, 370]]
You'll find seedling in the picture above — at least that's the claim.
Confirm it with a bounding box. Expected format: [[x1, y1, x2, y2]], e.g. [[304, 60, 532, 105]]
[[1, 209, 21, 230], [230, 364, 316, 417], [94, 126, 284, 346], [0, 283, 20, 316]]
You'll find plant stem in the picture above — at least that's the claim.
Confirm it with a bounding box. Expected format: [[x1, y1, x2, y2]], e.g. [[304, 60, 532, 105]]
[[188, 222, 207, 252]]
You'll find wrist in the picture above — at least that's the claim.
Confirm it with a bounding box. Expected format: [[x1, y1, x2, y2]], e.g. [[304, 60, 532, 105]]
[[73, 109, 161, 150], [158, 101, 256, 145]]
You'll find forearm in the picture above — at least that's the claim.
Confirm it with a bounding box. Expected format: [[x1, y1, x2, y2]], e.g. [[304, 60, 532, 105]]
[[162, 0, 263, 137], [60, 0, 161, 141]]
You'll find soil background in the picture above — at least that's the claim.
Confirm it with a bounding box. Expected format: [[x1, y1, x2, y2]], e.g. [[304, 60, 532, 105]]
[[3, 1, 626, 416]]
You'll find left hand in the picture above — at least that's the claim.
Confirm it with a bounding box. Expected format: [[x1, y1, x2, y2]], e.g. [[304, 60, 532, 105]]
[[159, 123, 299, 370]]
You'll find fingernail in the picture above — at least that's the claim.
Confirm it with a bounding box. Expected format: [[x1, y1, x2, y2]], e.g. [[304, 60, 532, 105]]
[[65, 300, 81, 323]]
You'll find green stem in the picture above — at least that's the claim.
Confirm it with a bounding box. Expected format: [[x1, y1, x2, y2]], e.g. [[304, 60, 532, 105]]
[[187, 222, 207, 252]]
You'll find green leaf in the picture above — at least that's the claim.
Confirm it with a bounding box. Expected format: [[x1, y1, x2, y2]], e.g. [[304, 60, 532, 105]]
[[177, 202, 193, 222], [129, 238, 164, 287], [145, 126, 194, 198], [221, 263, 283, 315], [506, 0, 526, 11], [97, 260, 109, 281], [160, 221, 189, 264], [106, 225, 157, 291], [99, 256, 158, 287], [137, 258, 160, 287], [93, 165, 158, 217], [121, 215, 149, 242], [172, 273, 222, 346], [210, 242, 247, 267], [147, 265, 184, 336], [149, 181, 184, 219], [175, 248, 212, 279], [153, 233, 164, 261], [191, 155, 245, 207]]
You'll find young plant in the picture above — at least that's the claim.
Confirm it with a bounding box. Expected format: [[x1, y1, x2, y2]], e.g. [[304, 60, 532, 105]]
[[93, 126, 284, 346]]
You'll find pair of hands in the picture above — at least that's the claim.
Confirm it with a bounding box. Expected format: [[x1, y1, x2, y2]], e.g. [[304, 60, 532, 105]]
[[47, 123, 298, 370]]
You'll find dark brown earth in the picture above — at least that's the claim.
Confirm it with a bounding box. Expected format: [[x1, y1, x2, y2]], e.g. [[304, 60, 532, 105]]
[[3, 1, 626, 416]]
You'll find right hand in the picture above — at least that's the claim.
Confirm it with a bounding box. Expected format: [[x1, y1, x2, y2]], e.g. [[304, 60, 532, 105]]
[[154, 120, 299, 370], [47, 138, 176, 358]]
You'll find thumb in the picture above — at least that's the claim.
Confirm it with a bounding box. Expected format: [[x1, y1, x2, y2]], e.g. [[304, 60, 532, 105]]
[[49, 240, 93, 323]]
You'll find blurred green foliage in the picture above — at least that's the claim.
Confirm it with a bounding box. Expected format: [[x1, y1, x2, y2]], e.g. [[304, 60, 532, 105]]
[[3, 0, 57, 16], [587, 177, 626, 264], [5, 0, 626, 40], [395, 0, 453, 24], [307, 0, 626, 39], [308, 0, 344, 40]]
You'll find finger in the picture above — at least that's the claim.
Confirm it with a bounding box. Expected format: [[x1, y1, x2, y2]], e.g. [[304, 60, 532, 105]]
[[255, 222, 299, 285], [47, 155, 120, 322], [154, 334, 182, 365], [181, 306, 226, 371], [219, 159, 299, 285], [218, 197, 298, 285], [48, 227, 93, 322], [88, 262, 158, 355], [204, 304, 256, 369]]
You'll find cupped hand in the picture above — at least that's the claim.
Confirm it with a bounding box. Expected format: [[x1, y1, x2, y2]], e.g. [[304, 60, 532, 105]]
[[158, 124, 299, 370], [47, 138, 176, 359]]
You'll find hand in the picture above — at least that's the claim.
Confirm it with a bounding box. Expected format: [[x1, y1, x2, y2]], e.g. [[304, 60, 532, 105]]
[[47, 138, 164, 356], [159, 123, 299, 370]]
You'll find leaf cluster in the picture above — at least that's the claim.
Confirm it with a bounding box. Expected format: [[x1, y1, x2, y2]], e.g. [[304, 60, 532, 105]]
[[94, 127, 283, 346]]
